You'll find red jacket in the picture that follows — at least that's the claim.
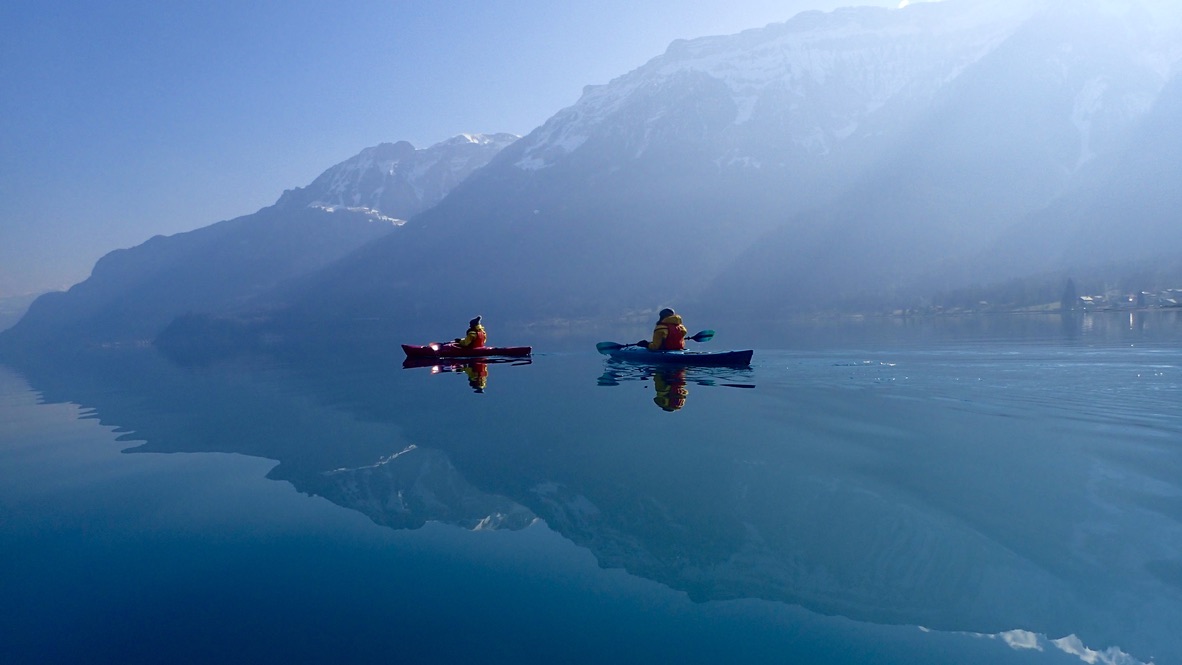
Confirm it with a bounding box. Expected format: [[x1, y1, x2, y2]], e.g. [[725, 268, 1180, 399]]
[[647, 314, 687, 350], [457, 325, 487, 348]]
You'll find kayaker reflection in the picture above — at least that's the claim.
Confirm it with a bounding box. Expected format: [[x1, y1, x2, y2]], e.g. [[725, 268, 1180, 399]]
[[637, 308, 687, 351], [419, 359, 491, 393], [453, 315, 487, 349], [652, 367, 689, 412], [462, 362, 488, 393]]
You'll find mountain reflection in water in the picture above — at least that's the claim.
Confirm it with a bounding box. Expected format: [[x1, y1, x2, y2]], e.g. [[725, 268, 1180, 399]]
[[3, 313, 1180, 664]]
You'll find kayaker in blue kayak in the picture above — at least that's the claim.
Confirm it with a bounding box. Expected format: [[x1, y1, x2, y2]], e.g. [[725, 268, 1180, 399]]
[[453, 316, 487, 348], [638, 308, 688, 351]]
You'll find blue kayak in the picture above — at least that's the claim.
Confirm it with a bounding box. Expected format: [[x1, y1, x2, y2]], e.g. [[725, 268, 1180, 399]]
[[602, 346, 753, 367]]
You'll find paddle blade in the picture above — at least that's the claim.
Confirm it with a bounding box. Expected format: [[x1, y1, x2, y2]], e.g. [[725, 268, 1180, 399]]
[[596, 341, 625, 353], [689, 329, 715, 343]]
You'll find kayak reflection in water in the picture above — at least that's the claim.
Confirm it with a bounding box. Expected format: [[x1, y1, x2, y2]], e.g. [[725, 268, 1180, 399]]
[[463, 362, 488, 393], [598, 359, 755, 412], [453, 315, 487, 348], [637, 308, 688, 351], [404, 358, 490, 393], [598, 365, 689, 412], [403, 356, 532, 394], [652, 368, 689, 412]]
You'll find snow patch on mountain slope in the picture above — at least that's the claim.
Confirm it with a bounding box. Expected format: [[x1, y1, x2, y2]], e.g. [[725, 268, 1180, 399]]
[[309, 204, 406, 226], [1071, 77, 1108, 167]]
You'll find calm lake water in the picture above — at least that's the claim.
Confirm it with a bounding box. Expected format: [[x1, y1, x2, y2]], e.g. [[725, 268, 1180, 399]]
[[2, 312, 1180, 664]]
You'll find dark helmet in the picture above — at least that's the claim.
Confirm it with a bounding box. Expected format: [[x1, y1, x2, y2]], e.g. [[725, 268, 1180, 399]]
[[658, 308, 675, 320], [469, 315, 482, 328]]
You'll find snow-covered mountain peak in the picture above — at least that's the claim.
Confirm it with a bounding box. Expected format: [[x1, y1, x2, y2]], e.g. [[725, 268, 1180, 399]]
[[445, 132, 515, 147], [511, 0, 1182, 172], [514, 1, 1043, 171], [277, 133, 517, 219]]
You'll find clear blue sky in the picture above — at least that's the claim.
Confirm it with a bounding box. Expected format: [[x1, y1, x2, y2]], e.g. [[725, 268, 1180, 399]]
[[0, 0, 900, 297]]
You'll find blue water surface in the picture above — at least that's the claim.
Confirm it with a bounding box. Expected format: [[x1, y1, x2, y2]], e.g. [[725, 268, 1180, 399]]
[[2, 311, 1180, 664]]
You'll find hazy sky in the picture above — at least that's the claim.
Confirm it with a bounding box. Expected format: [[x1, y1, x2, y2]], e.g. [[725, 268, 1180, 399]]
[[1, 0, 905, 297]]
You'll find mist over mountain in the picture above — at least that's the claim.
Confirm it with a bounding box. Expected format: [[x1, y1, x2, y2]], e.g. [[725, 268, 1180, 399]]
[[0, 134, 516, 350], [984, 72, 1182, 279], [703, 0, 1182, 312], [260, 0, 1182, 334]]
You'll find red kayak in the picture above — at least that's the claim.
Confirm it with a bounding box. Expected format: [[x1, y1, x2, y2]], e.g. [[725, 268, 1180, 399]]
[[401, 343, 532, 359]]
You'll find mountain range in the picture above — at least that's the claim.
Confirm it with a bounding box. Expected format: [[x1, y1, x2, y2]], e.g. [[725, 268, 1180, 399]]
[[5, 0, 1182, 351], [1, 134, 516, 349]]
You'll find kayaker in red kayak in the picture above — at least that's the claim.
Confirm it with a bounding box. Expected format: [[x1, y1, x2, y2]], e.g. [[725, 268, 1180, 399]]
[[453, 316, 487, 349], [637, 308, 688, 351]]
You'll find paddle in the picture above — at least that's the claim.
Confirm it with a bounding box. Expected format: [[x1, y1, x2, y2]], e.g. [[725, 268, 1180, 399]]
[[596, 330, 715, 353]]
